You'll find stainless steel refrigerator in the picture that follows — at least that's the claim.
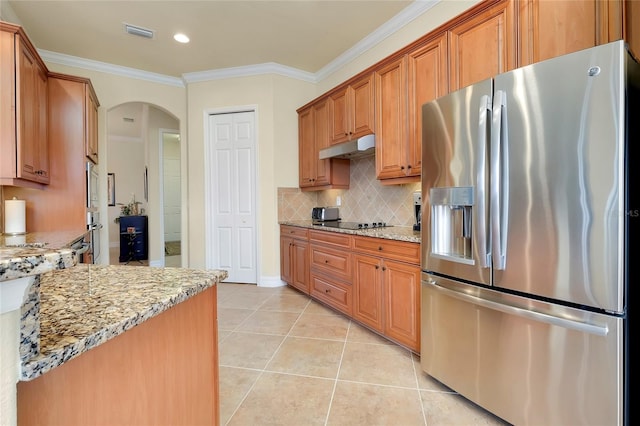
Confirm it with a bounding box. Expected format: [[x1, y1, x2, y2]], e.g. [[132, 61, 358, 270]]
[[420, 40, 638, 425]]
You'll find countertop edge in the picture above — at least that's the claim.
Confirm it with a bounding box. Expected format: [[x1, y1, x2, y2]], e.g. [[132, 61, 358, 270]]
[[279, 220, 421, 244], [20, 268, 228, 381]]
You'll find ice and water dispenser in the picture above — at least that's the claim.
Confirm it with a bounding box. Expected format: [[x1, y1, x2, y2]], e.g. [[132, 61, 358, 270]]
[[430, 187, 474, 264]]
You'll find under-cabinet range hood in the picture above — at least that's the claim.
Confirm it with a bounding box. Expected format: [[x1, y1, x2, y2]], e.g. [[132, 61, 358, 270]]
[[318, 134, 375, 160]]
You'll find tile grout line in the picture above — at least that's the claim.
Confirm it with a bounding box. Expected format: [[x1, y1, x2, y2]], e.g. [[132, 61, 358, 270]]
[[411, 352, 429, 426], [223, 294, 312, 425], [324, 319, 351, 426]]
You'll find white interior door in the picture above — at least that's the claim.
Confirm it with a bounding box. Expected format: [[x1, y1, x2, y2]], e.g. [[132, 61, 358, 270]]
[[207, 111, 257, 283]]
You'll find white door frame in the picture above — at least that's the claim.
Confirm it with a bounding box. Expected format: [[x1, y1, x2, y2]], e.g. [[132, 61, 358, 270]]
[[157, 128, 181, 267], [203, 105, 260, 282]]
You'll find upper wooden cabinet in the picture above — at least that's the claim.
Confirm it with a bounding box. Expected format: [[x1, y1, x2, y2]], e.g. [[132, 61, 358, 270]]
[[448, 0, 517, 91], [1, 22, 50, 188], [329, 73, 375, 144], [407, 34, 448, 180], [375, 33, 448, 184], [298, 100, 350, 191], [374, 57, 410, 181], [518, 0, 636, 66], [85, 84, 100, 164]]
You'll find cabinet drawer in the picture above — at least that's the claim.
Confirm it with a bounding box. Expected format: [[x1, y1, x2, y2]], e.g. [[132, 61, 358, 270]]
[[310, 244, 352, 281], [309, 230, 352, 248], [353, 236, 420, 265], [280, 225, 309, 240], [310, 273, 352, 315]]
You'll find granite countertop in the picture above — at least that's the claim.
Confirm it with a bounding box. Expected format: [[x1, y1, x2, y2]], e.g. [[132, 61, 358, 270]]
[[20, 264, 228, 381], [0, 230, 86, 282], [279, 220, 421, 244]]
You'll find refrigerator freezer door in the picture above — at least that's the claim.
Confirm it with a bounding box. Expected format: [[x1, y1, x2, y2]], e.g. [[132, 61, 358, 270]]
[[493, 41, 628, 313], [421, 78, 492, 285], [421, 274, 623, 426]]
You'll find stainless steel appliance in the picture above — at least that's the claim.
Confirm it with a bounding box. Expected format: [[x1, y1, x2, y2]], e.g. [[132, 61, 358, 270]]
[[420, 41, 637, 425], [311, 207, 340, 222], [312, 220, 391, 230], [85, 162, 102, 263], [412, 191, 421, 231]]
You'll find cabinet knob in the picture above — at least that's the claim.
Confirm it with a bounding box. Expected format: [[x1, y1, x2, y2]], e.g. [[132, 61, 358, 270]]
[[375, 265, 379, 269], [382, 266, 387, 271], [378, 246, 383, 251], [325, 289, 331, 293], [400, 166, 405, 170], [407, 165, 412, 169], [325, 260, 329, 263]]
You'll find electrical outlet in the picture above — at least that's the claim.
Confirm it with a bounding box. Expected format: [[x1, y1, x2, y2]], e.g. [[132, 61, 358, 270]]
[[336, 196, 342, 206], [413, 192, 421, 205]]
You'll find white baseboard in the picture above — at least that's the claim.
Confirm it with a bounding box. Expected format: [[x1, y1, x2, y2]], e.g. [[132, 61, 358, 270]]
[[258, 276, 286, 288], [149, 259, 163, 268]]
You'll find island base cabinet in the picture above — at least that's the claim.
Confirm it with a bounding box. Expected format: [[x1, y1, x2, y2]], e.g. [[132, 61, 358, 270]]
[[17, 286, 219, 426]]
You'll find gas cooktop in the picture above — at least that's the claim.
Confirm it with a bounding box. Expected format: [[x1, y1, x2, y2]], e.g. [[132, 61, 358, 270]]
[[312, 221, 391, 230]]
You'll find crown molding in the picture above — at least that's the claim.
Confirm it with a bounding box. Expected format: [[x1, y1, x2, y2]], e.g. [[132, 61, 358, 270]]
[[37, 0, 440, 87], [183, 62, 316, 84], [37, 49, 186, 87]]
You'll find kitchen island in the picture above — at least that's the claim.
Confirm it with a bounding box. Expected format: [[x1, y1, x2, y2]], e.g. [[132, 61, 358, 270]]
[[1, 233, 228, 426]]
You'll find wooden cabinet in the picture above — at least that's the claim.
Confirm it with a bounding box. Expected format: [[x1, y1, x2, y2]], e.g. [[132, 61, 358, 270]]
[[309, 230, 353, 315], [85, 83, 99, 164], [329, 73, 375, 144], [375, 34, 448, 184], [280, 225, 309, 293], [353, 236, 421, 352], [298, 100, 350, 191], [119, 215, 148, 262], [0, 22, 50, 188], [518, 0, 636, 66], [374, 57, 409, 181], [407, 34, 448, 178], [448, 0, 517, 91]]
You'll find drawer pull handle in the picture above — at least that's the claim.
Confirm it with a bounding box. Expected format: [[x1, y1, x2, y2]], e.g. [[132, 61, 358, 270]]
[[325, 260, 329, 263], [325, 289, 331, 293]]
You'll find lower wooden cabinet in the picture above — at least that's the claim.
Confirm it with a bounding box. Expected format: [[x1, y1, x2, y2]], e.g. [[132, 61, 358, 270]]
[[280, 225, 309, 293], [308, 229, 353, 315], [353, 236, 421, 352], [279, 226, 420, 352]]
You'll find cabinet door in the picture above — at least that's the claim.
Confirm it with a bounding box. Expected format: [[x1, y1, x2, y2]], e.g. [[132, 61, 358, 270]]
[[13, 35, 49, 184], [350, 73, 375, 140], [449, 0, 516, 91], [298, 106, 316, 187], [375, 57, 408, 180], [353, 254, 384, 332], [280, 235, 293, 284], [313, 99, 331, 186], [407, 34, 448, 178], [85, 88, 99, 164], [329, 87, 350, 144], [292, 239, 309, 293], [518, 0, 623, 66], [383, 259, 420, 352]]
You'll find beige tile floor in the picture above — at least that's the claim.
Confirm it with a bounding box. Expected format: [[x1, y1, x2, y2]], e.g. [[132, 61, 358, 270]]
[[217, 282, 511, 426]]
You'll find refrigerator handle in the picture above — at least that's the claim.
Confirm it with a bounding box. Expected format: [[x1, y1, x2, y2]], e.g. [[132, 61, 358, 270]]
[[423, 278, 609, 336], [491, 90, 509, 270], [476, 95, 491, 268]]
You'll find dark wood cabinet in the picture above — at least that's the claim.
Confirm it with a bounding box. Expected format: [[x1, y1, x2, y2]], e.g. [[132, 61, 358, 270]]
[[119, 215, 148, 262]]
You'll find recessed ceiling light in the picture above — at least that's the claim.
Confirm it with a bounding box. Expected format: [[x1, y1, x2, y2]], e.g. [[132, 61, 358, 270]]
[[173, 33, 190, 43]]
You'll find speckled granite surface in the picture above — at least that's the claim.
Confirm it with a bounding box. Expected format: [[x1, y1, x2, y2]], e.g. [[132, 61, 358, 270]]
[[279, 220, 421, 244], [20, 264, 228, 381], [0, 230, 85, 281]]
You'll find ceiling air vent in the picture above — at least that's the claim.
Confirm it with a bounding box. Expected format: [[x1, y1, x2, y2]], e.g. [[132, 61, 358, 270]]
[[123, 23, 155, 39]]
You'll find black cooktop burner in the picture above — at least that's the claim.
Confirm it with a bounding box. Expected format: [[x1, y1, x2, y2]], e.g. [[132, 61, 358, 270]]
[[313, 221, 391, 230]]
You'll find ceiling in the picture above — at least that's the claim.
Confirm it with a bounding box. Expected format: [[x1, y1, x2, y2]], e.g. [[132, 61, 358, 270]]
[[7, 0, 424, 79]]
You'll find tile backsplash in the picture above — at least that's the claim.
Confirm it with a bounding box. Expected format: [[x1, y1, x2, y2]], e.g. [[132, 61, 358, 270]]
[[278, 156, 420, 227]]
